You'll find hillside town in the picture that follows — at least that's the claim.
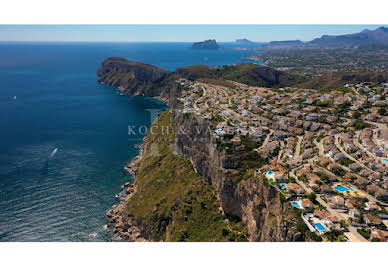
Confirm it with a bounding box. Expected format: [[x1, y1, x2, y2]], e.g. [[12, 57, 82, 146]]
[[177, 78, 388, 242]]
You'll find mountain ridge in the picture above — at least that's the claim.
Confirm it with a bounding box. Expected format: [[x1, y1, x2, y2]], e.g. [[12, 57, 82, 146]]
[[261, 27, 388, 49]]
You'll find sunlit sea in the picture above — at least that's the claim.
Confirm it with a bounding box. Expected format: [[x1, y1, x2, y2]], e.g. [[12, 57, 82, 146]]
[[0, 42, 259, 241]]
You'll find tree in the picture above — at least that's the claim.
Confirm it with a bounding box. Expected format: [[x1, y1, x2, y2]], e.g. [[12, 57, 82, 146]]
[[353, 111, 361, 119], [307, 192, 317, 202], [176, 229, 189, 241], [378, 107, 386, 116]]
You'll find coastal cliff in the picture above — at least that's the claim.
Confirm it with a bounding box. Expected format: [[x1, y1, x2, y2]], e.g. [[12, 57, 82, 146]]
[[97, 57, 184, 107], [173, 111, 302, 241], [108, 111, 249, 241], [98, 58, 305, 241]]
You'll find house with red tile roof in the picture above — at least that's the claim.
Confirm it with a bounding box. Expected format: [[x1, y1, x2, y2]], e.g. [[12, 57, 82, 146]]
[[371, 229, 388, 242], [286, 183, 305, 195], [302, 198, 314, 209], [313, 210, 330, 219], [327, 195, 345, 209]]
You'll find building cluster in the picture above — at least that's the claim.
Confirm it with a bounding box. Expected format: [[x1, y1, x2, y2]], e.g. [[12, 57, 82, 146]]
[[177, 78, 388, 242]]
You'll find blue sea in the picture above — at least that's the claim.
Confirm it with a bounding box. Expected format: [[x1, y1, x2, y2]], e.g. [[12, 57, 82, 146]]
[[0, 42, 258, 241]]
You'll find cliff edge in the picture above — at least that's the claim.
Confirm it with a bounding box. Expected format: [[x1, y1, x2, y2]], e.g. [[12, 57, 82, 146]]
[[99, 58, 308, 241]]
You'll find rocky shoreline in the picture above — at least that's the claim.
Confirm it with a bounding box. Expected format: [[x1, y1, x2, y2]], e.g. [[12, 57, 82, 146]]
[[105, 139, 149, 242]]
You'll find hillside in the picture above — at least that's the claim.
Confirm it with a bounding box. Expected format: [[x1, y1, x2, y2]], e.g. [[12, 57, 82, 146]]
[[263, 40, 304, 49], [112, 111, 248, 241], [97, 57, 169, 96], [176, 63, 306, 87], [98, 58, 307, 93], [298, 71, 388, 90]]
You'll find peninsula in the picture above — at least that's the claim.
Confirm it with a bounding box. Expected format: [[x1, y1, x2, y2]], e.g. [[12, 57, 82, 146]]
[[99, 56, 388, 242]]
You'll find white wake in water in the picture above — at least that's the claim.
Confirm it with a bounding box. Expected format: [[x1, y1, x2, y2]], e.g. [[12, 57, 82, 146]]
[[49, 148, 58, 159]]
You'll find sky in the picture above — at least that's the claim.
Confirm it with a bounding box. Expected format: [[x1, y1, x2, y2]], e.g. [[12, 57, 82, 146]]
[[0, 25, 386, 42]]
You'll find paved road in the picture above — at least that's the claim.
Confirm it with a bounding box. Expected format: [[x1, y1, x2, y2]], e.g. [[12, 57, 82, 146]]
[[313, 137, 326, 156], [256, 129, 274, 152], [315, 135, 386, 206], [315, 195, 367, 242], [353, 131, 382, 160], [334, 134, 374, 172], [294, 136, 304, 160], [351, 87, 360, 95]]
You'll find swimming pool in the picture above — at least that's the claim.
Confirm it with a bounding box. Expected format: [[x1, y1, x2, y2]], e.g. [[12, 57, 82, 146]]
[[335, 184, 350, 192], [216, 130, 225, 136], [266, 169, 275, 179], [314, 223, 326, 231], [384, 159, 388, 162], [292, 202, 303, 209], [280, 184, 287, 190]]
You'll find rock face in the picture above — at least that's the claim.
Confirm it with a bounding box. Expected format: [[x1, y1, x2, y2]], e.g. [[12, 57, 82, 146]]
[[192, 39, 220, 49], [98, 57, 305, 92], [99, 58, 302, 241], [173, 111, 300, 241], [97, 57, 169, 96], [106, 183, 147, 242], [97, 57, 183, 107]]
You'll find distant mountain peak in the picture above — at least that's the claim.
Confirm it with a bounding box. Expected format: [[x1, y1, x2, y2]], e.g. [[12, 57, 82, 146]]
[[263, 40, 304, 49], [236, 38, 255, 44], [376, 26, 388, 32], [310, 26, 388, 47]]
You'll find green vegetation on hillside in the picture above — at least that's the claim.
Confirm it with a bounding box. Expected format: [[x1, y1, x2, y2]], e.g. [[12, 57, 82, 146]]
[[176, 63, 305, 88], [124, 111, 247, 241]]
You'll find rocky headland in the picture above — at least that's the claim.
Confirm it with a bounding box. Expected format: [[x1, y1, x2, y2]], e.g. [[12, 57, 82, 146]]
[[98, 57, 307, 241]]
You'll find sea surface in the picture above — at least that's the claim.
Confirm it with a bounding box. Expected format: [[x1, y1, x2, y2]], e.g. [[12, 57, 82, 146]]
[[0, 42, 259, 241]]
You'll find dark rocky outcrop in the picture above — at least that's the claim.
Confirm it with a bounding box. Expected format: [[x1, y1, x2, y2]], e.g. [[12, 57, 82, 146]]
[[97, 57, 169, 96], [236, 38, 256, 45], [192, 39, 220, 49], [97, 57, 183, 107], [173, 112, 300, 241]]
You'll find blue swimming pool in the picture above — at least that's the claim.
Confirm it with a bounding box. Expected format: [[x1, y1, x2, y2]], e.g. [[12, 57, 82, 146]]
[[314, 223, 326, 231], [292, 202, 303, 209], [384, 159, 388, 162], [280, 184, 287, 190], [335, 185, 350, 192], [216, 130, 225, 136]]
